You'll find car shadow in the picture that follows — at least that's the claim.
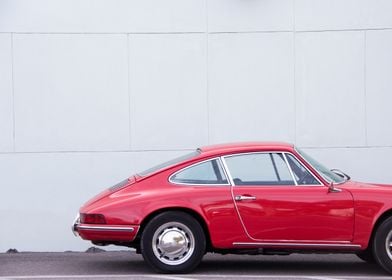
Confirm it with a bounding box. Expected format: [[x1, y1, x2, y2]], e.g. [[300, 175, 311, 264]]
[[195, 253, 385, 276], [87, 252, 385, 276]]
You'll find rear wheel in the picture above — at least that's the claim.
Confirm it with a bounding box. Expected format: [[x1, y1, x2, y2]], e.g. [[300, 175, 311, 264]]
[[140, 211, 206, 273], [373, 216, 392, 274]]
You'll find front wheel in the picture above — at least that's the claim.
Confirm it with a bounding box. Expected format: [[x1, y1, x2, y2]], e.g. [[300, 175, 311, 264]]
[[140, 211, 206, 273], [373, 216, 392, 274]]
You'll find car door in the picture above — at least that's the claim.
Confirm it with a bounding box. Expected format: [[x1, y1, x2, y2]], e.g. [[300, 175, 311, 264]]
[[223, 152, 354, 243]]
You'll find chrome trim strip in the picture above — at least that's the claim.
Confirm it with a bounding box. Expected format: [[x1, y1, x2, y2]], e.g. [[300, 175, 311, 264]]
[[221, 156, 255, 239], [294, 147, 346, 186], [76, 225, 135, 232], [284, 152, 324, 186], [233, 242, 361, 249], [222, 151, 323, 187], [168, 156, 231, 186], [283, 153, 298, 186], [220, 156, 234, 186]]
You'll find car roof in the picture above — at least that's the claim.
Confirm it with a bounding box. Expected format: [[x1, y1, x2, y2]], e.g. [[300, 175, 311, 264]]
[[198, 142, 294, 157]]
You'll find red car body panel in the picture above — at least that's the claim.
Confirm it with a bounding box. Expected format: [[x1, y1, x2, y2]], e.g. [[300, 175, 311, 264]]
[[75, 142, 392, 252]]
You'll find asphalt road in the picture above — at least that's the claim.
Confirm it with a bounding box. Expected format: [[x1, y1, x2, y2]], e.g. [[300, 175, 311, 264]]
[[0, 251, 390, 280]]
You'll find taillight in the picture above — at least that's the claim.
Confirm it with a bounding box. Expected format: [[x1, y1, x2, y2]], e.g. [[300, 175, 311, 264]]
[[80, 213, 106, 224]]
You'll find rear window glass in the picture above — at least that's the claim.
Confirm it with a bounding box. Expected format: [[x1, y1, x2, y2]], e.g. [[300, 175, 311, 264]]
[[138, 150, 200, 177], [170, 159, 228, 185]]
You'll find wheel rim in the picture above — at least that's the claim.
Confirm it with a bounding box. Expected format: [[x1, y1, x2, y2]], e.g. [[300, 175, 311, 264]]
[[152, 222, 195, 266], [386, 229, 392, 260]]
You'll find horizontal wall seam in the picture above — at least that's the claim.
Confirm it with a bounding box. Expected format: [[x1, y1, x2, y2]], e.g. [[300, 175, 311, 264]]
[[1, 27, 392, 35], [0, 149, 195, 155], [2, 146, 392, 155]]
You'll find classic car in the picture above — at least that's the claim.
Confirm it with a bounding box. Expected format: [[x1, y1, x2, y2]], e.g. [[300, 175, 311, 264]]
[[72, 142, 392, 274]]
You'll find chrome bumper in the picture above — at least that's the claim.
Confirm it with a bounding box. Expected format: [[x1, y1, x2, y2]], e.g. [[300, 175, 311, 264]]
[[72, 213, 80, 237]]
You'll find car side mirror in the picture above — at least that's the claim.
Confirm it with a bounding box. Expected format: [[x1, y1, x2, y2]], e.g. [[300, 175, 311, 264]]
[[328, 181, 342, 193], [331, 169, 351, 180]]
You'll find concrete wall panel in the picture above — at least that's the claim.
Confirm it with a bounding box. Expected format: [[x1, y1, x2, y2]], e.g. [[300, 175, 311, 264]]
[[0, 152, 133, 252], [13, 34, 130, 152], [0, 34, 13, 152], [296, 0, 392, 31], [208, 33, 295, 144], [0, 0, 205, 33], [129, 34, 208, 150], [303, 147, 392, 184], [296, 31, 366, 147], [366, 30, 392, 146], [208, 0, 293, 32]]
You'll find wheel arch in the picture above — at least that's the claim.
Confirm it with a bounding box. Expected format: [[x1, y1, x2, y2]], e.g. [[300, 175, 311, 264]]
[[137, 207, 212, 251], [369, 208, 392, 248]]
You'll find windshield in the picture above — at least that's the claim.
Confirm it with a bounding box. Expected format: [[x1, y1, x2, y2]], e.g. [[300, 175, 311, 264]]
[[295, 147, 346, 184], [138, 150, 201, 177]]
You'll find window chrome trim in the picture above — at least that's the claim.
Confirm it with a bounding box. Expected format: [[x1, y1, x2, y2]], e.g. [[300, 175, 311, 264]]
[[283, 153, 298, 186], [284, 152, 324, 186], [294, 147, 346, 185], [232, 242, 361, 249], [220, 156, 235, 186], [168, 157, 231, 186], [221, 151, 323, 187]]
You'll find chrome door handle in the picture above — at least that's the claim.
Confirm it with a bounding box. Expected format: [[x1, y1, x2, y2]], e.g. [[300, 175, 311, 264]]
[[235, 195, 256, 201]]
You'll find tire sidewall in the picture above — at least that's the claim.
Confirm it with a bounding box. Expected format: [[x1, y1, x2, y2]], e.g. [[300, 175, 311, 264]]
[[373, 217, 392, 274], [141, 211, 206, 273]]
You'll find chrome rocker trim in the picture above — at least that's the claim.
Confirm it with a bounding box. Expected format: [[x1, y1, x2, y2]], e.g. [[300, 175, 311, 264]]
[[233, 242, 361, 249]]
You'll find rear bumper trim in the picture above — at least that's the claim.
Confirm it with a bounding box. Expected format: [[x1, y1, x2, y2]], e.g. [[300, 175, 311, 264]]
[[76, 225, 135, 232]]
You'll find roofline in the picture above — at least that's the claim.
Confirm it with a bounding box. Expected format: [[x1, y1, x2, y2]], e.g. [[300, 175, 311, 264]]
[[198, 142, 295, 156]]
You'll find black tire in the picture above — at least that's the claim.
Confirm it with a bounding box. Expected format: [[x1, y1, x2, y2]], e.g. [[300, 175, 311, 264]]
[[140, 211, 206, 273], [373, 216, 392, 274], [356, 249, 375, 263]]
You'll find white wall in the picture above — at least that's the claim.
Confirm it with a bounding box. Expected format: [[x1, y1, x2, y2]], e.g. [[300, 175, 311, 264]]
[[1, 0, 392, 252]]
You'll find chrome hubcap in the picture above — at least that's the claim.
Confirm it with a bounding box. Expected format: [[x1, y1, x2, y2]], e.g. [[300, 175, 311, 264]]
[[152, 222, 195, 265], [386, 230, 392, 260]]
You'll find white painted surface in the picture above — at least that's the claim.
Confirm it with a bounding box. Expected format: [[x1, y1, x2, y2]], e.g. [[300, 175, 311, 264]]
[[129, 34, 208, 150], [295, 31, 366, 147], [13, 34, 129, 152], [366, 30, 392, 146], [0, 34, 13, 152], [295, 0, 368, 31], [208, 0, 293, 32], [208, 33, 294, 144], [1, 1, 392, 252], [0, 150, 185, 251], [295, 0, 392, 31], [0, 0, 206, 33], [303, 147, 392, 184]]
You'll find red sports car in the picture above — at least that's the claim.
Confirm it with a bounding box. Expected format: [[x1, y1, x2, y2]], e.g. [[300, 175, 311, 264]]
[[72, 142, 392, 274]]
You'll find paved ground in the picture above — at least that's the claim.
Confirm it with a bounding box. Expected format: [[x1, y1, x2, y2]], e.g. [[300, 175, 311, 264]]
[[0, 251, 390, 280]]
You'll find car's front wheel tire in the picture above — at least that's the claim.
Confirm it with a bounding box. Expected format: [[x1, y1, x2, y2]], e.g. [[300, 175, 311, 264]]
[[140, 211, 206, 273], [373, 216, 392, 274]]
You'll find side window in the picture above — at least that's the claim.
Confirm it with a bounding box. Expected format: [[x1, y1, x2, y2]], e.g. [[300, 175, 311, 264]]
[[170, 159, 228, 185], [286, 154, 320, 185], [224, 153, 295, 186]]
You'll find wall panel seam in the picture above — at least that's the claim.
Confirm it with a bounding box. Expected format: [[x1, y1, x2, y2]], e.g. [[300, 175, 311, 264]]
[[363, 31, 368, 146], [127, 34, 132, 150], [10, 33, 16, 152], [205, 0, 210, 144]]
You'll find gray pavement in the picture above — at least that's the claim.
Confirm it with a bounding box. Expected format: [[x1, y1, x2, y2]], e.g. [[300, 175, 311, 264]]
[[0, 251, 390, 280]]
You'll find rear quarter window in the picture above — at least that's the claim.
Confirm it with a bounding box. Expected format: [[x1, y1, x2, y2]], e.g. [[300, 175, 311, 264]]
[[170, 159, 229, 185]]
